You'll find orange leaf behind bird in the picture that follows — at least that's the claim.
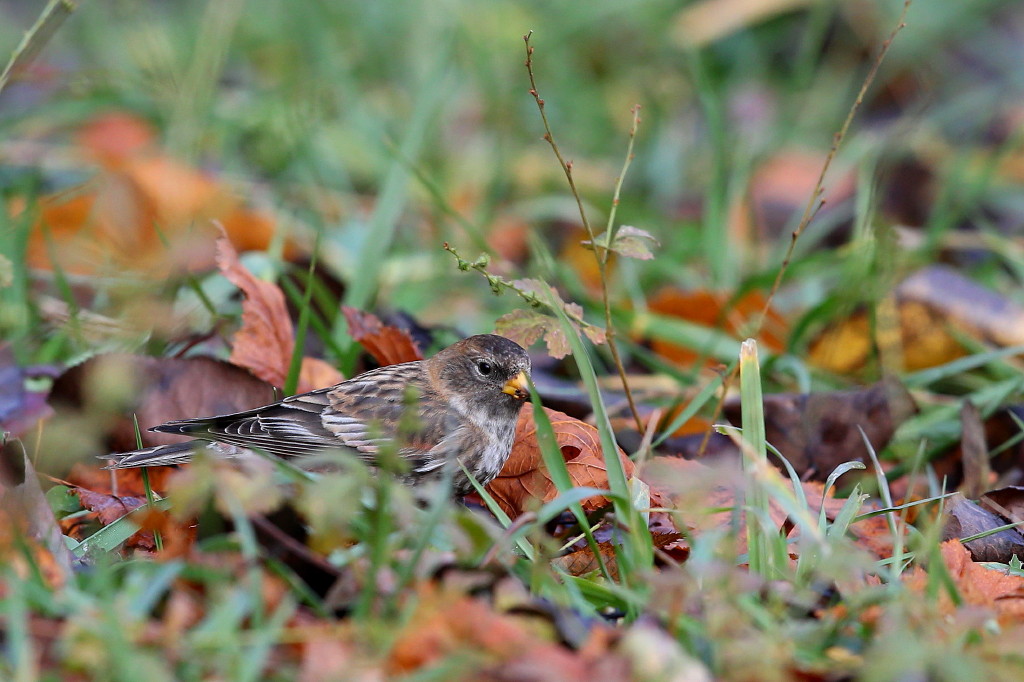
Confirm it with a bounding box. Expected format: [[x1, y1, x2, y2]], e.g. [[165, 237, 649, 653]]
[[646, 288, 787, 367], [216, 235, 296, 389], [215, 235, 343, 392], [342, 307, 424, 366]]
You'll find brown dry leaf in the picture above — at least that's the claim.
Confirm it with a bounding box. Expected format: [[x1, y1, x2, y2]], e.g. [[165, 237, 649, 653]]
[[67, 489, 190, 558], [721, 378, 916, 481], [959, 400, 993, 499], [341, 307, 423, 366], [298, 357, 345, 391], [554, 530, 685, 580], [74, 488, 146, 526], [22, 112, 285, 277], [646, 288, 787, 367], [69, 488, 180, 554], [943, 493, 1024, 563], [554, 541, 621, 580], [982, 486, 1024, 523], [903, 540, 1024, 624], [485, 407, 635, 519]]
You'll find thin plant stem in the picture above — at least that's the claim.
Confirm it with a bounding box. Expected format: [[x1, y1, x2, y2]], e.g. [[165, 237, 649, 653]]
[[0, 0, 77, 98], [697, 1, 912, 455], [523, 32, 644, 433], [132, 415, 163, 552], [601, 106, 642, 256], [754, 0, 913, 334], [443, 242, 601, 335]]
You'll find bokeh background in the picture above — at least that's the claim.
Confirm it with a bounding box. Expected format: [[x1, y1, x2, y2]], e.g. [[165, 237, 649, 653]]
[[3, 0, 1024, 377]]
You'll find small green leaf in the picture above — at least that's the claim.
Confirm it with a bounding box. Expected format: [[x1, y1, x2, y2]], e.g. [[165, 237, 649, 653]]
[[46, 485, 79, 515], [495, 308, 550, 348], [585, 225, 659, 260]]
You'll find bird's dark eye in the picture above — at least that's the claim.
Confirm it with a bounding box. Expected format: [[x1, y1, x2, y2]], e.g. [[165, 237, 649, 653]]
[[476, 360, 493, 376]]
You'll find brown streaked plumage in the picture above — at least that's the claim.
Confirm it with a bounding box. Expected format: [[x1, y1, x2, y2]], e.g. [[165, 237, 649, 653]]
[[101, 335, 532, 495]]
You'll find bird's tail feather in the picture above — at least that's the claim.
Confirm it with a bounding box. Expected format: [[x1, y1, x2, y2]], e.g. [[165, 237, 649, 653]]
[[100, 441, 203, 469]]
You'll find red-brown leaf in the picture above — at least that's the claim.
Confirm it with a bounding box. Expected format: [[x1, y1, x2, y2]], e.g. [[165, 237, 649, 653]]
[[216, 235, 295, 388], [485, 407, 635, 519], [75, 488, 146, 526]]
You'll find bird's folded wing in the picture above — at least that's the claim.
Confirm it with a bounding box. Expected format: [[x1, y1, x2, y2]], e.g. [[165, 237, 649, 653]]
[[147, 363, 452, 464]]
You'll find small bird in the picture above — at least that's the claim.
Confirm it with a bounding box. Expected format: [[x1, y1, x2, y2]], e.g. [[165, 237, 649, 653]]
[[102, 334, 531, 495]]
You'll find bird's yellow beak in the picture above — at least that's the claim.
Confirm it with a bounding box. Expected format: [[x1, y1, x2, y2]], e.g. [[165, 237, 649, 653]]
[[501, 371, 530, 401]]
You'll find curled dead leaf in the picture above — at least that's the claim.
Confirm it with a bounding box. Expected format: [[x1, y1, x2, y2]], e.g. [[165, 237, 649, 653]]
[[387, 584, 591, 677], [341, 307, 423, 366], [74, 488, 146, 526], [944, 493, 1024, 563], [721, 378, 915, 482], [217, 235, 295, 388]]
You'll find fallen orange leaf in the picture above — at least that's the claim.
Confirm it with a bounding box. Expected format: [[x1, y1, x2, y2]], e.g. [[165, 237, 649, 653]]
[[810, 266, 1024, 374], [646, 288, 786, 367], [902, 540, 1024, 625], [21, 111, 288, 277], [388, 584, 587, 676]]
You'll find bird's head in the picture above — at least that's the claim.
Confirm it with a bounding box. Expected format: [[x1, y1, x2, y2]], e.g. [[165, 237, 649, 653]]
[[430, 334, 532, 416]]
